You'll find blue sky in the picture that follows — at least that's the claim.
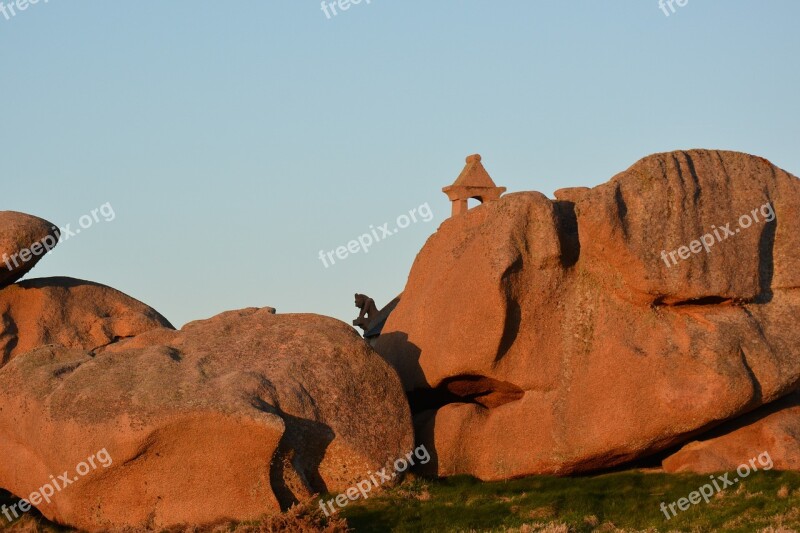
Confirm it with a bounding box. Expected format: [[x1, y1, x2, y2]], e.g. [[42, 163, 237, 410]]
[[2, 1, 799, 327]]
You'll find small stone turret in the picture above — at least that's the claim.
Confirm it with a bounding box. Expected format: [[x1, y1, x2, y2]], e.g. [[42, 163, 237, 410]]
[[442, 154, 506, 217]]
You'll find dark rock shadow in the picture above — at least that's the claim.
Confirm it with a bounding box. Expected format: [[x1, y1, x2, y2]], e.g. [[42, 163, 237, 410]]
[[411, 409, 439, 477], [372, 332, 442, 478], [554, 200, 581, 268], [409, 375, 523, 413], [251, 399, 335, 510], [0, 313, 18, 367], [497, 257, 523, 362], [373, 332, 426, 394], [756, 215, 777, 303], [0, 488, 55, 528], [613, 185, 629, 238], [15, 276, 108, 290]]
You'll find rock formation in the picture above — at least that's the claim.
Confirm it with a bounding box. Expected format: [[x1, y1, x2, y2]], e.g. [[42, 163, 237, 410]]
[[0, 308, 413, 531], [0, 208, 413, 531], [2, 149, 798, 529], [0, 277, 174, 367], [374, 149, 800, 480], [662, 392, 800, 473], [0, 212, 59, 289]]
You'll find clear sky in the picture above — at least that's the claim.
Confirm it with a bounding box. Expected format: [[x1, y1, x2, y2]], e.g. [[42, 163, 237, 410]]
[[3, 1, 799, 327]]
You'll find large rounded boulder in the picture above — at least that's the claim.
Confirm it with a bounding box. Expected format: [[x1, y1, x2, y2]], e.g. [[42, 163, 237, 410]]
[[375, 149, 800, 480], [0, 277, 174, 367], [0, 307, 413, 531], [0, 212, 60, 289]]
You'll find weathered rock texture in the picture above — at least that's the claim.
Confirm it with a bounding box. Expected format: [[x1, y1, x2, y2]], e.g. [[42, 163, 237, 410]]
[[374, 149, 800, 480], [0, 277, 174, 367], [577, 150, 800, 304], [0, 308, 412, 531], [0, 212, 59, 289], [663, 392, 800, 473]]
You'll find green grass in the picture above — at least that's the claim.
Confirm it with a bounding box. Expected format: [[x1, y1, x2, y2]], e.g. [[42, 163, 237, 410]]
[[339, 471, 800, 532], [3, 471, 800, 532]]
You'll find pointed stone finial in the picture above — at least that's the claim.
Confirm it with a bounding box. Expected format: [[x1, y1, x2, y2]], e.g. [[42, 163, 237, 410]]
[[442, 154, 506, 217]]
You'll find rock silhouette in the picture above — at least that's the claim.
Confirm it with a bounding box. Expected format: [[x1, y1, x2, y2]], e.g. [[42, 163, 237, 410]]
[[375, 149, 800, 480]]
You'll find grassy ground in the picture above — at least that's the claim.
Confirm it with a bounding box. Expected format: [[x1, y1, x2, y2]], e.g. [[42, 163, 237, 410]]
[[2, 471, 800, 532], [338, 471, 800, 533]]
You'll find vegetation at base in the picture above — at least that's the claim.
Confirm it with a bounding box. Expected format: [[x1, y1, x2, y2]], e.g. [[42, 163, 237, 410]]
[[340, 471, 800, 533], [3, 471, 800, 532]]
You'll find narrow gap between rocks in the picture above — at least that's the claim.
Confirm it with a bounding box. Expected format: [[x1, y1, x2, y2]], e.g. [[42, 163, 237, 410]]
[[408, 374, 524, 415]]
